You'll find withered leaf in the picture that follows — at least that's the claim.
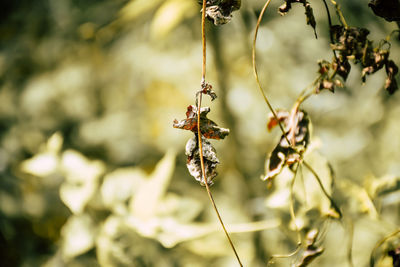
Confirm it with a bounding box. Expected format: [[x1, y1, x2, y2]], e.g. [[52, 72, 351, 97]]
[[185, 135, 219, 186], [369, 0, 400, 22], [264, 107, 310, 181], [278, 0, 317, 38], [328, 24, 399, 95], [295, 229, 324, 267], [330, 25, 371, 62], [333, 59, 351, 81], [267, 110, 289, 131], [388, 246, 400, 267], [385, 60, 399, 94], [361, 50, 389, 82], [198, 0, 241, 25], [173, 105, 230, 139]]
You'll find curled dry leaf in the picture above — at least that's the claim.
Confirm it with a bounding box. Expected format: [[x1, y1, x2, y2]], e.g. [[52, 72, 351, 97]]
[[173, 105, 230, 139], [185, 135, 219, 186], [278, 0, 317, 38], [295, 229, 324, 267], [173, 102, 229, 186], [316, 60, 344, 93], [263, 106, 310, 181], [198, 0, 241, 25], [385, 60, 399, 94], [326, 25, 399, 94]]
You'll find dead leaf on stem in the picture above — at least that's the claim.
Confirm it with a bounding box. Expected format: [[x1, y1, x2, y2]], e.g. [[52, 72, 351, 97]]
[[295, 229, 324, 267], [198, 0, 241, 25], [263, 106, 310, 182], [185, 135, 219, 186], [173, 105, 230, 140], [278, 0, 317, 38]]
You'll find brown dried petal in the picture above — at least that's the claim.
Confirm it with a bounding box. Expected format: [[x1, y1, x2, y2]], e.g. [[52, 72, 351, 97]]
[[185, 135, 219, 186]]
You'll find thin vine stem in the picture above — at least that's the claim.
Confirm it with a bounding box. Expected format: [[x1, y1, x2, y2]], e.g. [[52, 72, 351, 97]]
[[330, 0, 348, 28], [252, 0, 289, 144], [197, 1, 243, 266], [302, 160, 342, 218], [369, 228, 400, 267], [196, 93, 243, 267], [321, 0, 338, 60], [267, 164, 302, 266]]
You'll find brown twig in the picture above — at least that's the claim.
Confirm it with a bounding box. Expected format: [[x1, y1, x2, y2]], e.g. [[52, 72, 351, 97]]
[[197, 1, 243, 266], [252, 0, 289, 145], [303, 160, 342, 218]]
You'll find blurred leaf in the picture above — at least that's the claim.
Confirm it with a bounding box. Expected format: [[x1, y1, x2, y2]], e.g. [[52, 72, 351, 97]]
[[119, 0, 164, 22], [130, 150, 176, 221], [20, 132, 63, 177], [296, 152, 336, 218], [61, 214, 95, 260], [101, 167, 147, 215], [150, 0, 197, 39], [366, 175, 400, 198], [60, 150, 105, 214]]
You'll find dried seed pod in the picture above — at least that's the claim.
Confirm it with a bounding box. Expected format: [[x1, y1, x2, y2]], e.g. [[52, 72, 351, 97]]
[[185, 135, 219, 186]]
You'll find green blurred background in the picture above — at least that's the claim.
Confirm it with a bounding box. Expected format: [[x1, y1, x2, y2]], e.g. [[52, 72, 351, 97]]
[[1, 0, 400, 266]]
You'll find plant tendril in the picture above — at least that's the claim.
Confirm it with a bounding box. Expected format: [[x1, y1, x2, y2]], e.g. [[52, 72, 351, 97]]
[[197, 1, 242, 266]]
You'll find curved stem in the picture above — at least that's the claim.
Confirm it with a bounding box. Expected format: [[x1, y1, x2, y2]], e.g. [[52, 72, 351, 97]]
[[303, 160, 342, 218], [369, 228, 400, 267], [252, 0, 289, 144]]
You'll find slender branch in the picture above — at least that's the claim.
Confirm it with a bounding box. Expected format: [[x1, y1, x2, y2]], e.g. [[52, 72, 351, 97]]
[[201, 0, 207, 82], [252, 0, 289, 144], [303, 160, 342, 218], [321, 0, 338, 60], [347, 217, 354, 267], [267, 164, 302, 266], [196, 93, 243, 267], [197, 2, 242, 266], [330, 0, 348, 28], [369, 228, 400, 267]]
